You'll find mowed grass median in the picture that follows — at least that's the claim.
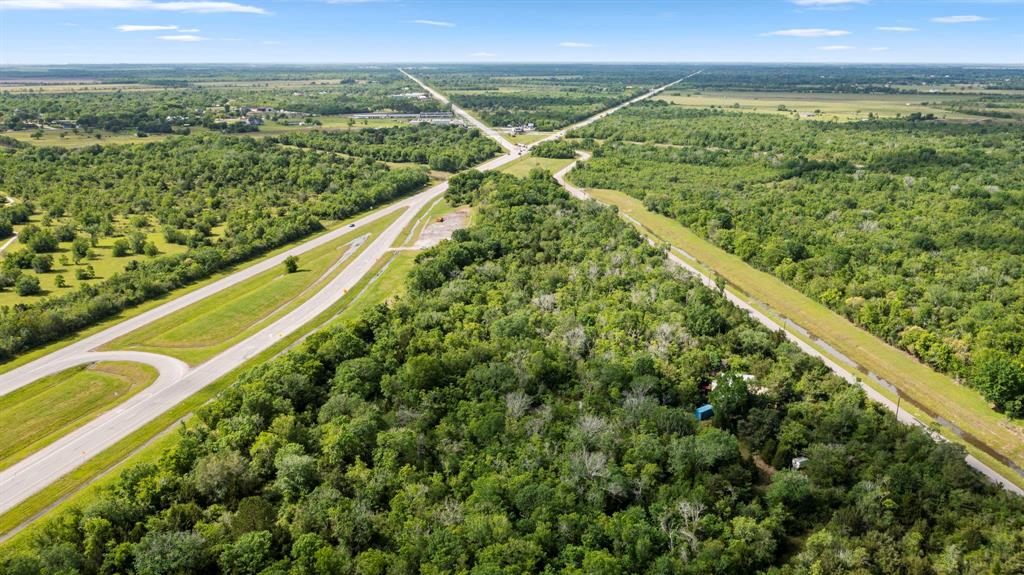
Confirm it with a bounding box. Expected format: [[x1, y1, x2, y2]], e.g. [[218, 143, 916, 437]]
[[0, 236, 421, 548], [0, 362, 158, 470], [580, 184, 1024, 478], [498, 155, 574, 178], [103, 211, 403, 365]]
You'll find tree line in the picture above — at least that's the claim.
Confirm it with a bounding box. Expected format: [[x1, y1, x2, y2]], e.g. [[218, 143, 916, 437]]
[[571, 102, 1024, 415], [0, 135, 430, 361], [0, 70, 445, 134], [271, 124, 501, 172], [4, 169, 1022, 574]]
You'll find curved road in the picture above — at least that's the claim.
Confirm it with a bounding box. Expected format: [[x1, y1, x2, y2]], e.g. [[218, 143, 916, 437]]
[[9, 351, 189, 389], [0, 195, 16, 254], [0, 140, 521, 516], [0, 72, 704, 516]]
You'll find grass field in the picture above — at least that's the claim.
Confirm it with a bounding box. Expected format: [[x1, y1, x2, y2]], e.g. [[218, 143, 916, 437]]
[[0, 362, 157, 471], [579, 184, 1024, 484], [508, 131, 552, 145], [657, 91, 987, 122], [327, 251, 416, 329], [498, 155, 574, 178], [0, 217, 191, 307], [2, 128, 179, 147], [0, 82, 168, 94], [0, 231, 420, 549], [104, 211, 401, 365]]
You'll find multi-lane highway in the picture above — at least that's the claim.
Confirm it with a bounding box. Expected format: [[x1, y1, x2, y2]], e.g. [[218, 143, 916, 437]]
[[0, 152, 519, 514], [0, 71, 697, 516], [399, 68, 517, 153]]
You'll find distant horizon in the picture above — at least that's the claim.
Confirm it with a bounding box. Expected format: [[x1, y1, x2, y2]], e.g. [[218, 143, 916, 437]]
[[1, 0, 1021, 66], [2, 61, 1023, 68]]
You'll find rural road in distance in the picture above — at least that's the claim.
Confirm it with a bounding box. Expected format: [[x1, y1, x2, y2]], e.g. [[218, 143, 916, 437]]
[[0, 71, 701, 515]]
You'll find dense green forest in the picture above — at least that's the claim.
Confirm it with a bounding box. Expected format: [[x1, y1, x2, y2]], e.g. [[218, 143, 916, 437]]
[[5, 170, 1022, 574], [571, 102, 1024, 415], [0, 70, 444, 133], [0, 135, 430, 361], [272, 125, 501, 171]]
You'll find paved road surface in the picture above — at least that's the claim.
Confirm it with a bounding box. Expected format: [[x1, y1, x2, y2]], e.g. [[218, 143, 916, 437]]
[[0, 143, 520, 516], [1, 198, 409, 397], [531, 69, 702, 148], [399, 68, 518, 153], [0, 232, 16, 254], [0, 196, 16, 253], [0, 71, 674, 514], [553, 154, 1024, 496]]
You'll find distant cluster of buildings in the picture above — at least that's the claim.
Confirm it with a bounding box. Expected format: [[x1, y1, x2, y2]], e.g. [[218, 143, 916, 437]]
[[349, 111, 464, 126], [510, 122, 536, 135], [388, 92, 430, 100], [207, 105, 311, 127]]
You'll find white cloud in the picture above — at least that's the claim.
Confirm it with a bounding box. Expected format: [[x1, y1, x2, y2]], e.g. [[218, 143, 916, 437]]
[[876, 26, 916, 32], [178, 26, 198, 31], [931, 15, 989, 23], [470, 52, 496, 57], [791, 0, 867, 5], [762, 28, 850, 37], [410, 19, 454, 27], [115, 23, 177, 30], [870, 46, 890, 51], [819, 44, 855, 50], [0, 0, 267, 13], [158, 33, 205, 40], [559, 41, 593, 48]]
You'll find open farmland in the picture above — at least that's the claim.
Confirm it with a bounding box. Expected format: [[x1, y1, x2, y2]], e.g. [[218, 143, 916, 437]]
[[2, 58, 1024, 575], [656, 91, 992, 121]]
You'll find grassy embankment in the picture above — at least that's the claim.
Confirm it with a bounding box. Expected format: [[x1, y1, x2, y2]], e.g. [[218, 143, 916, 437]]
[[0, 197, 434, 548], [0, 191, 423, 377], [579, 184, 1024, 490], [0, 362, 158, 471], [498, 156, 574, 178], [508, 132, 552, 145], [103, 211, 401, 365]]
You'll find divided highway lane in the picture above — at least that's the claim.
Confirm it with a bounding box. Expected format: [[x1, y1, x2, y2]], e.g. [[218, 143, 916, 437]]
[[531, 69, 702, 148], [0, 150, 523, 517], [1, 197, 411, 397], [0, 73, 694, 518]]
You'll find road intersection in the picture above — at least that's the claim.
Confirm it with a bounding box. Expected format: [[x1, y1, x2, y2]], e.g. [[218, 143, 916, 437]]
[[1, 71, 685, 515], [12, 66, 1009, 524]]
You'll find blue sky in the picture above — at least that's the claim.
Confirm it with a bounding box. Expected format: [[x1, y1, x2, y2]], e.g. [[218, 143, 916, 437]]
[[0, 0, 1021, 65]]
